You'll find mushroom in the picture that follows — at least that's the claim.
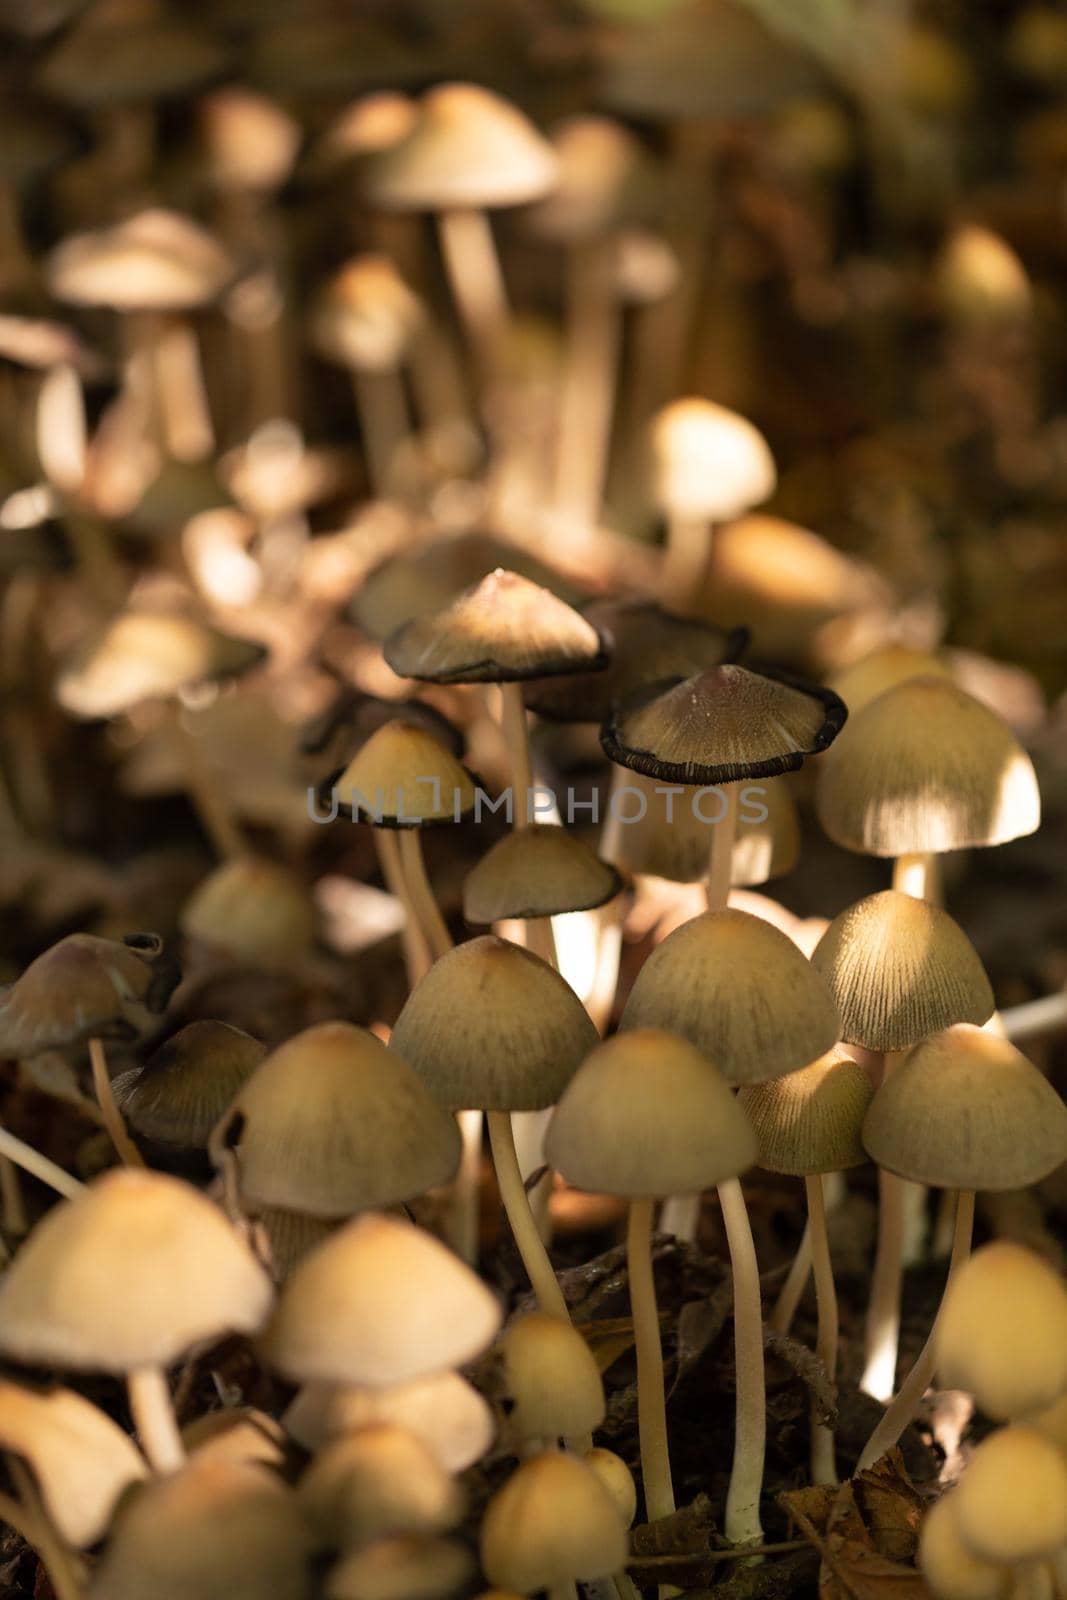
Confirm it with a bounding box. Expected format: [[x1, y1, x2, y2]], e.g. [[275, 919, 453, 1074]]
[[326, 1533, 475, 1600], [297, 1424, 465, 1551], [919, 1494, 1008, 1600], [283, 1371, 495, 1474], [496, 1312, 606, 1455], [953, 1427, 1067, 1568], [480, 1451, 629, 1600], [181, 855, 316, 966], [112, 1020, 266, 1171]]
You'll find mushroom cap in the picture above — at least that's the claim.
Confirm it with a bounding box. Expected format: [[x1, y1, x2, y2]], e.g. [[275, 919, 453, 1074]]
[[525, 115, 658, 243], [934, 1242, 1067, 1420], [311, 255, 424, 373], [935, 225, 1033, 326], [827, 645, 953, 717], [199, 86, 302, 193], [283, 1371, 495, 1472], [919, 1494, 1007, 1600], [366, 83, 557, 211], [497, 1314, 606, 1443], [524, 600, 745, 723], [738, 1046, 874, 1176], [583, 1449, 637, 1529], [0, 932, 171, 1055], [389, 936, 598, 1111], [953, 1426, 1067, 1564], [88, 1459, 314, 1600], [619, 910, 840, 1085], [56, 611, 264, 718], [262, 1213, 501, 1386], [249, 1207, 338, 1284], [298, 1424, 465, 1551], [47, 210, 235, 312], [464, 825, 621, 923], [326, 1535, 475, 1600], [183, 1408, 286, 1473], [113, 1021, 266, 1152], [211, 1021, 461, 1218], [480, 1452, 628, 1590], [0, 1170, 273, 1373], [811, 891, 995, 1051], [0, 1381, 147, 1548], [181, 856, 316, 964], [601, 664, 846, 785], [545, 1028, 757, 1197], [815, 678, 1041, 855], [385, 569, 607, 686], [330, 720, 476, 827], [862, 1025, 1067, 1190], [651, 398, 777, 521], [1028, 1390, 1067, 1454], [613, 770, 799, 886]]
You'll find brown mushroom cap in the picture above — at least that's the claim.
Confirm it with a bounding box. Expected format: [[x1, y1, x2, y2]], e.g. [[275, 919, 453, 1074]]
[[113, 1021, 266, 1153], [181, 856, 316, 964], [283, 1371, 495, 1472], [620, 909, 839, 1084], [56, 611, 265, 719], [862, 1025, 1067, 1190], [0, 932, 173, 1055], [47, 210, 236, 312], [811, 891, 995, 1051], [463, 825, 622, 923], [325, 1535, 475, 1600], [480, 1452, 628, 1591], [738, 1046, 874, 1176], [299, 1424, 464, 1551], [330, 720, 476, 827], [41, 14, 226, 107]]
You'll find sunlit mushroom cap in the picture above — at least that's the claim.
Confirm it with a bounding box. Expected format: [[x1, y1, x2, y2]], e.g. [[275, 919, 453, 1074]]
[[326, 1534, 475, 1600], [311, 93, 418, 174], [583, 1449, 637, 1529], [181, 856, 316, 964], [497, 1314, 605, 1444], [546, 1028, 757, 1196], [0, 931, 175, 1054], [311, 256, 425, 373], [953, 1426, 1067, 1564], [47, 210, 235, 311], [827, 645, 953, 716], [385, 569, 607, 685], [464, 826, 621, 923], [524, 600, 746, 723], [211, 1021, 461, 1218], [480, 1452, 628, 1591], [811, 891, 995, 1051], [0, 1381, 147, 1547], [862, 1025, 1067, 1190], [41, 13, 226, 106], [331, 720, 476, 827], [935, 1242, 1067, 1420], [815, 678, 1041, 855], [88, 1459, 314, 1600], [525, 115, 658, 243], [601, 664, 846, 785], [113, 1021, 266, 1153], [935, 225, 1033, 325], [738, 1046, 874, 1176], [389, 936, 598, 1111], [199, 86, 302, 193], [263, 1213, 501, 1385], [651, 398, 776, 522], [366, 84, 557, 211], [0, 1170, 273, 1372], [620, 910, 839, 1084], [613, 770, 799, 886], [56, 611, 265, 718], [919, 1494, 1007, 1600], [283, 1371, 495, 1472], [299, 1424, 464, 1551]]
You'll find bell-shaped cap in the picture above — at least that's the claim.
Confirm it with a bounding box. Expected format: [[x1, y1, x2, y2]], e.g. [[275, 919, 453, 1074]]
[[0, 931, 175, 1054], [366, 84, 557, 211], [389, 936, 598, 1111], [283, 1371, 495, 1472], [525, 115, 658, 243], [935, 1242, 1067, 1421], [614, 771, 798, 886], [739, 1046, 873, 1176], [385, 569, 607, 686], [815, 678, 1041, 855], [326, 1535, 475, 1600], [199, 87, 302, 194], [953, 1427, 1067, 1564], [497, 1314, 605, 1444], [87, 1459, 314, 1600], [919, 1494, 1006, 1600], [0, 1170, 273, 1372], [583, 1449, 637, 1529], [56, 610, 264, 718], [262, 1213, 501, 1386], [620, 910, 839, 1084], [480, 1452, 628, 1590], [602, 663, 846, 785], [827, 645, 953, 717], [811, 891, 995, 1051], [524, 600, 745, 723], [311, 255, 424, 373], [48, 209, 235, 312], [114, 1021, 266, 1153], [298, 1424, 464, 1551], [464, 826, 621, 923], [0, 1381, 147, 1547], [330, 720, 476, 827], [651, 398, 776, 522], [211, 1022, 461, 1218], [181, 856, 316, 965], [546, 1029, 757, 1197], [862, 1024, 1067, 1189], [935, 224, 1033, 326]]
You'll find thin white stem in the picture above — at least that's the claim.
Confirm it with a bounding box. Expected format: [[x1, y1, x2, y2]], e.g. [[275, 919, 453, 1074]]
[[1001, 990, 1067, 1043], [628, 1197, 675, 1523], [88, 1038, 144, 1169], [127, 1364, 185, 1474], [806, 1174, 839, 1486], [718, 1177, 766, 1548], [524, 916, 557, 969], [705, 783, 738, 912], [486, 1109, 569, 1321], [0, 1128, 83, 1198], [659, 1193, 701, 1242], [661, 514, 711, 614], [861, 1050, 910, 1402], [436, 207, 510, 388], [153, 318, 215, 462], [450, 1109, 483, 1266], [769, 1221, 813, 1336], [499, 682, 535, 826], [352, 365, 410, 500], [396, 828, 452, 960], [374, 831, 431, 988]]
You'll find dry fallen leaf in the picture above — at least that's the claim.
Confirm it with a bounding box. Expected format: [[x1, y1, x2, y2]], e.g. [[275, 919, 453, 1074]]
[[780, 1457, 931, 1600]]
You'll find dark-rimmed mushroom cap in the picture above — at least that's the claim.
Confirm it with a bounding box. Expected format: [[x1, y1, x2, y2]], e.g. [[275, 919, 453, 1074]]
[[40, 13, 227, 107], [463, 826, 622, 923], [738, 1046, 874, 1176], [113, 1021, 266, 1153]]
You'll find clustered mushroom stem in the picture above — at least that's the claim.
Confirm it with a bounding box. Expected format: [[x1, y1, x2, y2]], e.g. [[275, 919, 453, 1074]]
[[892, 851, 934, 902], [351, 366, 409, 500], [861, 1051, 910, 1403], [168, 707, 245, 862], [705, 783, 738, 913], [661, 514, 711, 614], [4, 1458, 85, 1600], [396, 828, 452, 961], [88, 1038, 145, 1170], [626, 1196, 676, 1525], [374, 831, 432, 987], [554, 239, 619, 533], [805, 1173, 839, 1486], [152, 318, 215, 462], [436, 206, 510, 391], [856, 1187, 975, 1472], [127, 1364, 186, 1475], [450, 1109, 484, 1266], [769, 1219, 813, 1337], [0, 1127, 83, 1199], [718, 1176, 766, 1549], [499, 682, 535, 826], [486, 1108, 569, 1322]]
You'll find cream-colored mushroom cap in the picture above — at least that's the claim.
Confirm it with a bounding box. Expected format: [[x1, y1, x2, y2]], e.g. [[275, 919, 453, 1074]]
[[481, 1452, 628, 1591], [811, 891, 994, 1051], [211, 1021, 461, 1218], [262, 1214, 501, 1385], [283, 1371, 495, 1472], [862, 1025, 1067, 1190], [1028, 1391, 1067, 1455], [827, 645, 952, 716], [815, 677, 1041, 855], [333, 720, 476, 825], [88, 1459, 314, 1600], [311, 256, 424, 373], [114, 1021, 266, 1151], [498, 1314, 605, 1443], [0, 1170, 273, 1372], [48, 209, 235, 312], [546, 1029, 757, 1197], [299, 1424, 464, 1551], [464, 826, 621, 923], [181, 855, 316, 963], [620, 910, 839, 1084], [0, 932, 167, 1054], [389, 936, 598, 1111], [919, 1494, 1007, 1600], [583, 1449, 637, 1528], [0, 1381, 147, 1547], [953, 1427, 1067, 1563], [935, 1242, 1067, 1420], [200, 87, 302, 193], [366, 84, 557, 211], [739, 1046, 874, 1176], [56, 611, 264, 718], [326, 1535, 474, 1600], [651, 398, 776, 522]]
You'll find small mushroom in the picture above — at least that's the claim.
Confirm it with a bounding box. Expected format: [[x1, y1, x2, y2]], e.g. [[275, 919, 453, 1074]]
[[480, 1451, 628, 1599], [283, 1371, 495, 1474]]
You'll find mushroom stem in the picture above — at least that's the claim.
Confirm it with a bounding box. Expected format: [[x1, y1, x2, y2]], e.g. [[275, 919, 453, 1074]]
[[627, 1196, 675, 1524], [769, 1220, 813, 1337], [524, 916, 558, 969], [1001, 988, 1067, 1044], [153, 318, 215, 462], [168, 708, 245, 862], [806, 1173, 839, 1486], [4, 1460, 86, 1600], [0, 1127, 83, 1198], [861, 1157, 908, 1402], [351, 366, 410, 500], [436, 206, 510, 389], [892, 852, 935, 901], [718, 1176, 766, 1549], [705, 783, 738, 913], [396, 828, 452, 960], [856, 1187, 975, 1472], [661, 514, 711, 614], [88, 1037, 145, 1169], [499, 682, 535, 826], [554, 238, 619, 533], [451, 1108, 484, 1266], [127, 1364, 186, 1475], [659, 1193, 701, 1241], [374, 831, 432, 987], [486, 1108, 569, 1322]]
